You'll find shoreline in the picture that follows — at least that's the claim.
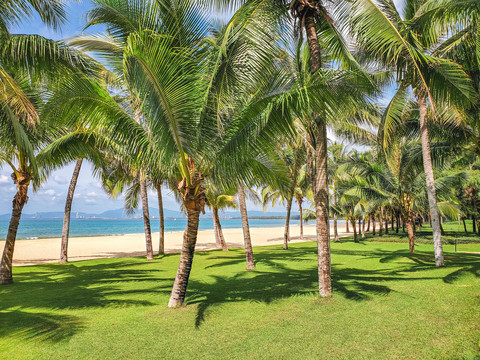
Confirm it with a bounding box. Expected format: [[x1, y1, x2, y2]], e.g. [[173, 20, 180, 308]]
[[2, 222, 310, 241], [2, 224, 348, 266]]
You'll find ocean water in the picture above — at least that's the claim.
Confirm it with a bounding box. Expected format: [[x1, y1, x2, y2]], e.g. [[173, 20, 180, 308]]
[[0, 218, 305, 240]]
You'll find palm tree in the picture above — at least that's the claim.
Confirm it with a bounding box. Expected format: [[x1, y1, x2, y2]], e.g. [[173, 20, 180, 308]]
[[0, 0, 98, 283], [337, 0, 475, 266], [205, 183, 237, 251], [261, 139, 307, 249]]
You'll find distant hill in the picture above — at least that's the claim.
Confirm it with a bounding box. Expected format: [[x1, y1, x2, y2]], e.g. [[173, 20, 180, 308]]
[[0, 208, 297, 220]]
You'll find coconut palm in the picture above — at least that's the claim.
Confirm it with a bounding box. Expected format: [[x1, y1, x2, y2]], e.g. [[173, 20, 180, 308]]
[[261, 139, 307, 249], [205, 183, 237, 251], [336, 0, 476, 266], [0, 0, 103, 283]]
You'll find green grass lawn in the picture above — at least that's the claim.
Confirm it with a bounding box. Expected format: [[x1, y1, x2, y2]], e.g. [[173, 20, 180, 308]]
[[1, 236, 479, 360]]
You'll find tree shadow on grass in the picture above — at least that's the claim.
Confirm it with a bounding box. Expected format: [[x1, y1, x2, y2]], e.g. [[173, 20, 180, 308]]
[[188, 246, 480, 328], [0, 310, 84, 342], [0, 258, 174, 342]]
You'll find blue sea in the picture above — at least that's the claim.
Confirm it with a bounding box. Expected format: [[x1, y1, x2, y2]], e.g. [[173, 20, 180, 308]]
[[0, 218, 304, 240]]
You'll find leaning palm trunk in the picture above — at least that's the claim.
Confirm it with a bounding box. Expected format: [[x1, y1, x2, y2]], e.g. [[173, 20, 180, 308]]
[[168, 205, 201, 307], [418, 95, 444, 266], [0, 174, 30, 284], [238, 185, 254, 269], [155, 183, 165, 255], [140, 179, 154, 260], [283, 196, 293, 250], [305, 10, 331, 298], [168, 175, 206, 307], [60, 158, 83, 264], [333, 213, 340, 242], [213, 207, 228, 251]]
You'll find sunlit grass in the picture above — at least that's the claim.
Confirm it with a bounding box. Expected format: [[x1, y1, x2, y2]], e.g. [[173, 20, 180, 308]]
[[0, 237, 479, 360]]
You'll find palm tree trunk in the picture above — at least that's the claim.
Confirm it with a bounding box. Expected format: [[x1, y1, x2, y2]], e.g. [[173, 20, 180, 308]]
[[406, 215, 416, 253], [140, 179, 154, 260], [238, 185, 254, 269], [213, 207, 228, 251], [156, 183, 165, 255], [346, 216, 350, 233], [298, 198, 304, 240], [168, 205, 200, 307], [333, 195, 339, 242], [418, 94, 444, 266], [463, 218, 467, 233], [352, 219, 358, 243], [333, 214, 340, 242], [60, 158, 83, 264], [213, 211, 220, 248], [372, 214, 376, 236], [362, 215, 366, 239], [384, 209, 389, 234], [283, 196, 292, 250], [379, 207, 384, 236], [366, 215, 371, 232], [358, 218, 361, 235], [472, 215, 477, 233], [305, 10, 331, 297], [306, 135, 316, 197], [0, 181, 29, 284]]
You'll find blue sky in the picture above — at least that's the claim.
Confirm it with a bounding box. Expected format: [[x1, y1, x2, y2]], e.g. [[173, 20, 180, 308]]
[[1, 0, 400, 215], [0, 0, 261, 215]]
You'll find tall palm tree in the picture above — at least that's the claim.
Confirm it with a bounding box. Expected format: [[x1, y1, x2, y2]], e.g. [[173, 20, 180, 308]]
[[336, 0, 475, 266], [0, 0, 98, 283]]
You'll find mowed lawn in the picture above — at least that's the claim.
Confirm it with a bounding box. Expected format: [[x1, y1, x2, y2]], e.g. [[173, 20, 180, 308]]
[[1, 235, 479, 360]]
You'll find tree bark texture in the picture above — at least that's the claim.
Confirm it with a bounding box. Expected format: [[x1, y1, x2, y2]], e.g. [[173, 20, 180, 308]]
[[352, 219, 358, 243], [213, 207, 228, 251], [418, 94, 444, 266], [333, 213, 340, 242], [379, 207, 384, 236], [361, 215, 366, 239], [0, 176, 29, 284], [168, 206, 200, 307], [140, 179, 154, 260], [298, 198, 304, 240], [156, 183, 165, 255], [60, 159, 83, 264], [406, 215, 416, 253], [283, 197, 292, 250], [238, 185, 254, 269], [305, 9, 331, 297], [372, 214, 376, 236]]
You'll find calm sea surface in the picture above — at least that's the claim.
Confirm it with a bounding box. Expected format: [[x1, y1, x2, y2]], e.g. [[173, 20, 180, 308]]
[[0, 218, 305, 240]]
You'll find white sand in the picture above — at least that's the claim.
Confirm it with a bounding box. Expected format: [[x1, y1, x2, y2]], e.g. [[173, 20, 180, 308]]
[[2, 223, 348, 266]]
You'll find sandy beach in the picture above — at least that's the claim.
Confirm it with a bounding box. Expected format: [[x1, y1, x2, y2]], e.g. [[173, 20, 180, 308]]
[[4, 223, 348, 266]]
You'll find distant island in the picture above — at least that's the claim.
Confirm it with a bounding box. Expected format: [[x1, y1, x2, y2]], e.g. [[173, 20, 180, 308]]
[[0, 208, 300, 221]]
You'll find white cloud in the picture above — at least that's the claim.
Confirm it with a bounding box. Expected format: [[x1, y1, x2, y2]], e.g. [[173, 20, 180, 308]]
[[45, 189, 56, 196], [85, 199, 97, 204], [0, 175, 9, 184], [54, 175, 68, 184], [87, 191, 98, 197]]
